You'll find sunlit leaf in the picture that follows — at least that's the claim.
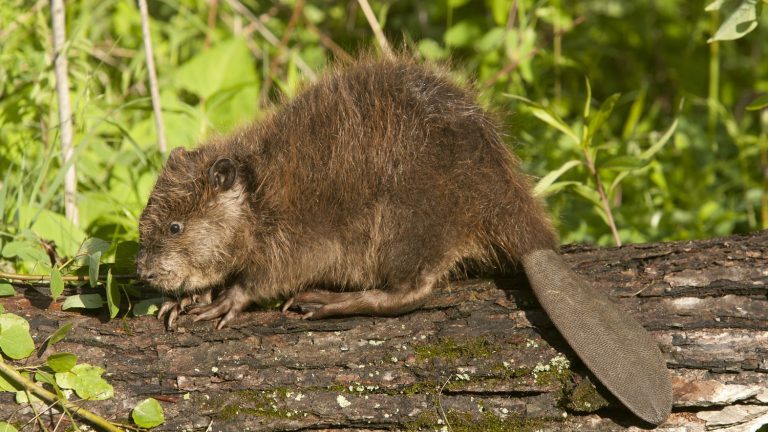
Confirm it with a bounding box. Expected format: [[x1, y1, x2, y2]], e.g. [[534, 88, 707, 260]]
[[585, 93, 621, 148], [88, 251, 101, 288], [132, 398, 165, 428], [534, 160, 582, 196], [79, 238, 111, 257], [47, 322, 73, 346], [50, 266, 64, 300], [746, 93, 768, 111], [46, 352, 78, 373], [106, 270, 120, 319], [61, 294, 104, 310], [0, 283, 14, 297], [444, 20, 483, 48], [0, 422, 19, 432], [600, 155, 648, 171], [0, 313, 35, 360], [55, 364, 114, 400], [640, 103, 681, 160], [133, 298, 163, 317], [707, 0, 760, 42]]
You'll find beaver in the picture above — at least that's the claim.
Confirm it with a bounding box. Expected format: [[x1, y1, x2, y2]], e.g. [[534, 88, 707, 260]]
[[136, 57, 672, 425]]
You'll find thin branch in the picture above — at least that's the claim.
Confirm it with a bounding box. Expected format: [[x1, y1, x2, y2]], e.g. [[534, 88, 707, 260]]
[[137, 0, 167, 152], [437, 374, 453, 432], [51, 0, 79, 226], [0, 362, 123, 432], [0, 271, 136, 283], [357, 0, 393, 58], [305, 20, 354, 63], [260, 0, 305, 106], [224, 0, 316, 80], [204, 0, 219, 49]]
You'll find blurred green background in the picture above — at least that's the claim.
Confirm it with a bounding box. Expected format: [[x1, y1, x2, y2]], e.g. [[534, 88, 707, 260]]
[[1, 0, 766, 272]]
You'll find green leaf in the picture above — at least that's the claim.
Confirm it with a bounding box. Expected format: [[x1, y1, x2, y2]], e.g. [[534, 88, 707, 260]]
[[706, 0, 728, 10], [174, 38, 258, 100], [61, 294, 104, 310], [88, 251, 102, 288], [444, 20, 483, 48], [16, 390, 42, 404], [0, 422, 19, 432], [0, 313, 35, 360], [534, 160, 582, 196], [17, 206, 86, 258], [0, 283, 14, 297], [106, 270, 120, 319], [46, 352, 78, 373], [640, 109, 680, 160], [600, 155, 648, 171], [474, 27, 506, 53], [132, 397, 165, 428], [50, 266, 64, 300], [707, 0, 760, 42], [79, 238, 111, 257], [55, 364, 114, 400], [1, 240, 48, 265], [417, 39, 449, 61], [583, 77, 593, 120], [113, 241, 139, 274], [622, 84, 648, 140], [133, 298, 163, 317], [47, 322, 73, 346], [508, 95, 580, 144], [608, 171, 632, 196], [747, 93, 768, 111], [35, 370, 56, 385], [487, 0, 515, 25], [585, 93, 621, 148]]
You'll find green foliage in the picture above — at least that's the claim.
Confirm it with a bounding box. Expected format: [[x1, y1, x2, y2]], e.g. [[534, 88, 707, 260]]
[[0, 313, 35, 360], [46, 352, 78, 373], [55, 364, 114, 400], [0, 312, 162, 429], [0, 422, 18, 432], [132, 397, 166, 428], [706, 0, 765, 42], [61, 293, 105, 310], [0, 0, 765, 271]]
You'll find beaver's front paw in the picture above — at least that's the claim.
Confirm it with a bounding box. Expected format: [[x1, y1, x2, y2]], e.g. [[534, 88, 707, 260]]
[[157, 292, 212, 330], [187, 284, 250, 329]]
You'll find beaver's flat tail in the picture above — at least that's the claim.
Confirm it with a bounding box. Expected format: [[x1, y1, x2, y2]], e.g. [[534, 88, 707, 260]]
[[521, 249, 672, 425]]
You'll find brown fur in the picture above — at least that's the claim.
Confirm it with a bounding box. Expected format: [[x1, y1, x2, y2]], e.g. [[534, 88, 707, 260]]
[[137, 56, 558, 328]]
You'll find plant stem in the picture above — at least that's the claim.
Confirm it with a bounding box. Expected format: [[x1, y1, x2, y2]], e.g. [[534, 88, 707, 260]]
[[583, 154, 622, 246], [0, 361, 124, 432], [50, 0, 79, 226], [708, 11, 720, 143], [357, 0, 392, 58], [0, 271, 135, 282], [137, 0, 167, 153]]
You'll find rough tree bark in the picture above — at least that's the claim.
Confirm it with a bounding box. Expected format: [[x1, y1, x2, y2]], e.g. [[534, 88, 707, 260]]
[[1, 231, 766, 431]]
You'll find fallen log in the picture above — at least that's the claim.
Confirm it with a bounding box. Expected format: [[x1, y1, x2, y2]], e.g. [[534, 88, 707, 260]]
[[1, 231, 767, 431]]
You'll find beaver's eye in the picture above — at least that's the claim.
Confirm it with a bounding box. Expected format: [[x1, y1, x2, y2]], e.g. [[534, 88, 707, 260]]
[[169, 222, 184, 235]]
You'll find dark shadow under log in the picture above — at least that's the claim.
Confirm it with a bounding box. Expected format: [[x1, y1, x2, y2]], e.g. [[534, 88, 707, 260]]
[[1, 231, 767, 431]]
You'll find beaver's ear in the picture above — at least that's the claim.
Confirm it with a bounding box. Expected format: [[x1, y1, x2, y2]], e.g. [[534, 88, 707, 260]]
[[209, 157, 237, 191]]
